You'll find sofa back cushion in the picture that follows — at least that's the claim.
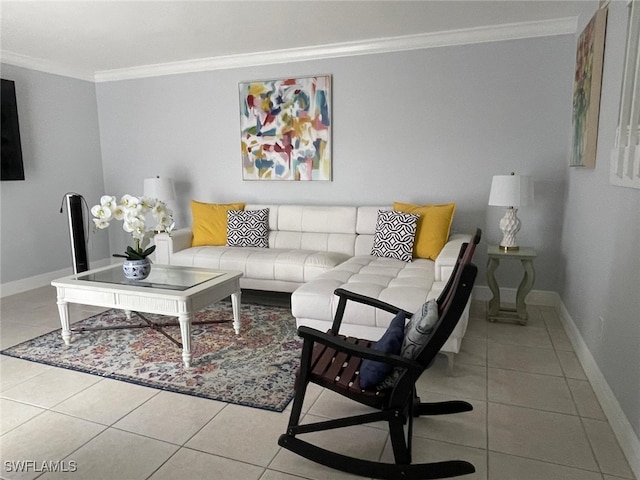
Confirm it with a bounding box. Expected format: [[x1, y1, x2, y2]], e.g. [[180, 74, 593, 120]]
[[276, 205, 356, 233], [245, 205, 358, 256], [354, 206, 391, 255]]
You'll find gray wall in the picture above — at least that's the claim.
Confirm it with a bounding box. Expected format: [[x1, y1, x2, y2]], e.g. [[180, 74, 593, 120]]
[[95, 35, 576, 291], [0, 64, 109, 284], [561, 2, 640, 439]]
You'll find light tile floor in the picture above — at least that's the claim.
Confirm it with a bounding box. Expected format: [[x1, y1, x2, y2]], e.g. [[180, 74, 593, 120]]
[[0, 286, 636, 480]]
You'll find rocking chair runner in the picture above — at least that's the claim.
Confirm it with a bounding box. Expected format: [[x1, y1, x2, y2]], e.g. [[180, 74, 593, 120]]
[[278, 229, 481, 480]]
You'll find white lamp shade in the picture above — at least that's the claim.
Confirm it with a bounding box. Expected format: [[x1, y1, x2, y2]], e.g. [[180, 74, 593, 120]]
[[488, 174, 534, 207], [143, 177, 176, 201]]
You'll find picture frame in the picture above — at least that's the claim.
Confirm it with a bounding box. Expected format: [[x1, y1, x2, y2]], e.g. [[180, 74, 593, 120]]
[[239, 75, 332, 181], [570, 8, 608, 168]]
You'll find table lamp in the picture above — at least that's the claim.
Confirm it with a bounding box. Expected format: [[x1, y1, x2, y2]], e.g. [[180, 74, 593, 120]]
[[143, 176, 176, 202], [488, 172, 534, 251]]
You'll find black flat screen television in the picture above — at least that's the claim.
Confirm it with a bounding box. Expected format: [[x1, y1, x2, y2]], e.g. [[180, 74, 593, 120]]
[[1, 78, 25, 181]]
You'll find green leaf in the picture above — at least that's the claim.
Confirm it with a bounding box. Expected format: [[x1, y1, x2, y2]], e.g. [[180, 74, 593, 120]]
[[127, 250, 145, 260], [111, 245, 149, 260]]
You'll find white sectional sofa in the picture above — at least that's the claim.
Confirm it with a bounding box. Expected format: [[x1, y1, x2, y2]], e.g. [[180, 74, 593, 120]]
[[154, 204, 472, 361]]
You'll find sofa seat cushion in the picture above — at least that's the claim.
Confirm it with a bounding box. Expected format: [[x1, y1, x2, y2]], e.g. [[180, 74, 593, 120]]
[[170, 246, 350, 284], [291, 255, 436, 330]]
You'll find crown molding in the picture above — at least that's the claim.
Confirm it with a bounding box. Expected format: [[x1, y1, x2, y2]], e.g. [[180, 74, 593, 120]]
[[2, 17, 578, 83], [0, 51, 95, 82]]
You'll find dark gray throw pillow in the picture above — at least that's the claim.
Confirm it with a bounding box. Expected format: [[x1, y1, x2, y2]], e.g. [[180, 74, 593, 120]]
[[402, 298, 439, 359]]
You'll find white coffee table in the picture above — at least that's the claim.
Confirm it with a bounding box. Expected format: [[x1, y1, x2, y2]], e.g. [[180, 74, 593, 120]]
[[51, 264, 243, 368]]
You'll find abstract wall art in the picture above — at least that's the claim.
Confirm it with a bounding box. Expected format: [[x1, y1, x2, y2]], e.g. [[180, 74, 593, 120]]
[[239, 75, 331, 181], [570, 8, 608, 168]]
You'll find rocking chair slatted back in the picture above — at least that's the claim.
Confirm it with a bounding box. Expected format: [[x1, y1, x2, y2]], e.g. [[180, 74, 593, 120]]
[[437, 229, 481, 316], [414, 228, 482, 367]]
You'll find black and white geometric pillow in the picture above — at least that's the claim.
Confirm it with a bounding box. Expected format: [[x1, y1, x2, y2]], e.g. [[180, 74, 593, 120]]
[[370, 210, 419, 262], [227, 208, 269, 248]]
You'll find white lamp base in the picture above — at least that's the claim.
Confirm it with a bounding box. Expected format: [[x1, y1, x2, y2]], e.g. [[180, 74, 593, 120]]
[[499, 207, 521, 251]]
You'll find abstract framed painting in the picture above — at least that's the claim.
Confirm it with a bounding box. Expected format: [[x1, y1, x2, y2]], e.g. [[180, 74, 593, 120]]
[[570, 7, 608, 168], [239, 75, 331, 181]]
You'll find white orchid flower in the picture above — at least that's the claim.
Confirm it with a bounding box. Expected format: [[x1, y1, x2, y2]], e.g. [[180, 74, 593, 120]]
[[121, 221, 134, 233], [140, 197, 156, 212], [129, 216, 146, 230], [120, 194, 141, 209], [154, 205, 172, 221], [100, 195, 117, 209], [111, 205, 126, 220], [123, 216, 144, 232], [90, 204, 112, 221], [124, 220, 146, 242], [91, 193, 176, 259], [92, 218, 110, 229], [131, 226, 146, 241], [151, 202, 165, 217], [125, 202, 144, 217]]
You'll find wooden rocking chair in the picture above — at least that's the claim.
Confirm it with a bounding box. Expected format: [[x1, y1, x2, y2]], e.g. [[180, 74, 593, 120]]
[[278, 229, 481, 479]]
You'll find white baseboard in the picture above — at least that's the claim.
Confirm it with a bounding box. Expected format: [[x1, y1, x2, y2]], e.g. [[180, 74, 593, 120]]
[[557, 302, 640, 479], [0, 259, 112, 298]]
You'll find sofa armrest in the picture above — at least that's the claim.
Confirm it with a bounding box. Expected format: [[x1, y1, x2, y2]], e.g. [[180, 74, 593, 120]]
[[434, 233, 472, 282], [154, 228, 193, 265]]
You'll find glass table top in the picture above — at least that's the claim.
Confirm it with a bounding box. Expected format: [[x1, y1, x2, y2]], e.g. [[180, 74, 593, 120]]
[[76, 265, 223, 291]]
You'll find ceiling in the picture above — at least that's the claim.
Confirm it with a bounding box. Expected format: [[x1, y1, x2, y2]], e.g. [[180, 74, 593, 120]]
[[0, 1, 588, 80]]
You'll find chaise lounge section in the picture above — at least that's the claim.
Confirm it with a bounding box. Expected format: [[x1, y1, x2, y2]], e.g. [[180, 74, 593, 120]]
[[154, 203, 472, 360]]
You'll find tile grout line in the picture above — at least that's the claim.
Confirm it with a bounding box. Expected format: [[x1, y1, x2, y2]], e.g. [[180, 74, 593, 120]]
[[31, 412, 109, 480]]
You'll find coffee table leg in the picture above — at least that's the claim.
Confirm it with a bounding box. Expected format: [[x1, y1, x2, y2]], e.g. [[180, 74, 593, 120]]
[[231, 290, 241, 335], [178, 313, 192, 368], [57, 298, 72, 345]]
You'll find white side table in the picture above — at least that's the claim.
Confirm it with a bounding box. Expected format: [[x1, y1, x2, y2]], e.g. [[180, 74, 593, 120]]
[[486, 245, 536, 325]]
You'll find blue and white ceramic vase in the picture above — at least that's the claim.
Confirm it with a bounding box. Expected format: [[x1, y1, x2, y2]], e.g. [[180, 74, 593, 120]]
[[122, 258, 151, 281]]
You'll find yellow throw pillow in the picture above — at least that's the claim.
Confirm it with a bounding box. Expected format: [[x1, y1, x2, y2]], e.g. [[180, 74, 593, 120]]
[[393, 202, 456, 260], [191, 201, 246, 246]]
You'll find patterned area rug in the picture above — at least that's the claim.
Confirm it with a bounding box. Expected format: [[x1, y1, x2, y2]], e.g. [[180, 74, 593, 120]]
[[1, 302, 302, 412]]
